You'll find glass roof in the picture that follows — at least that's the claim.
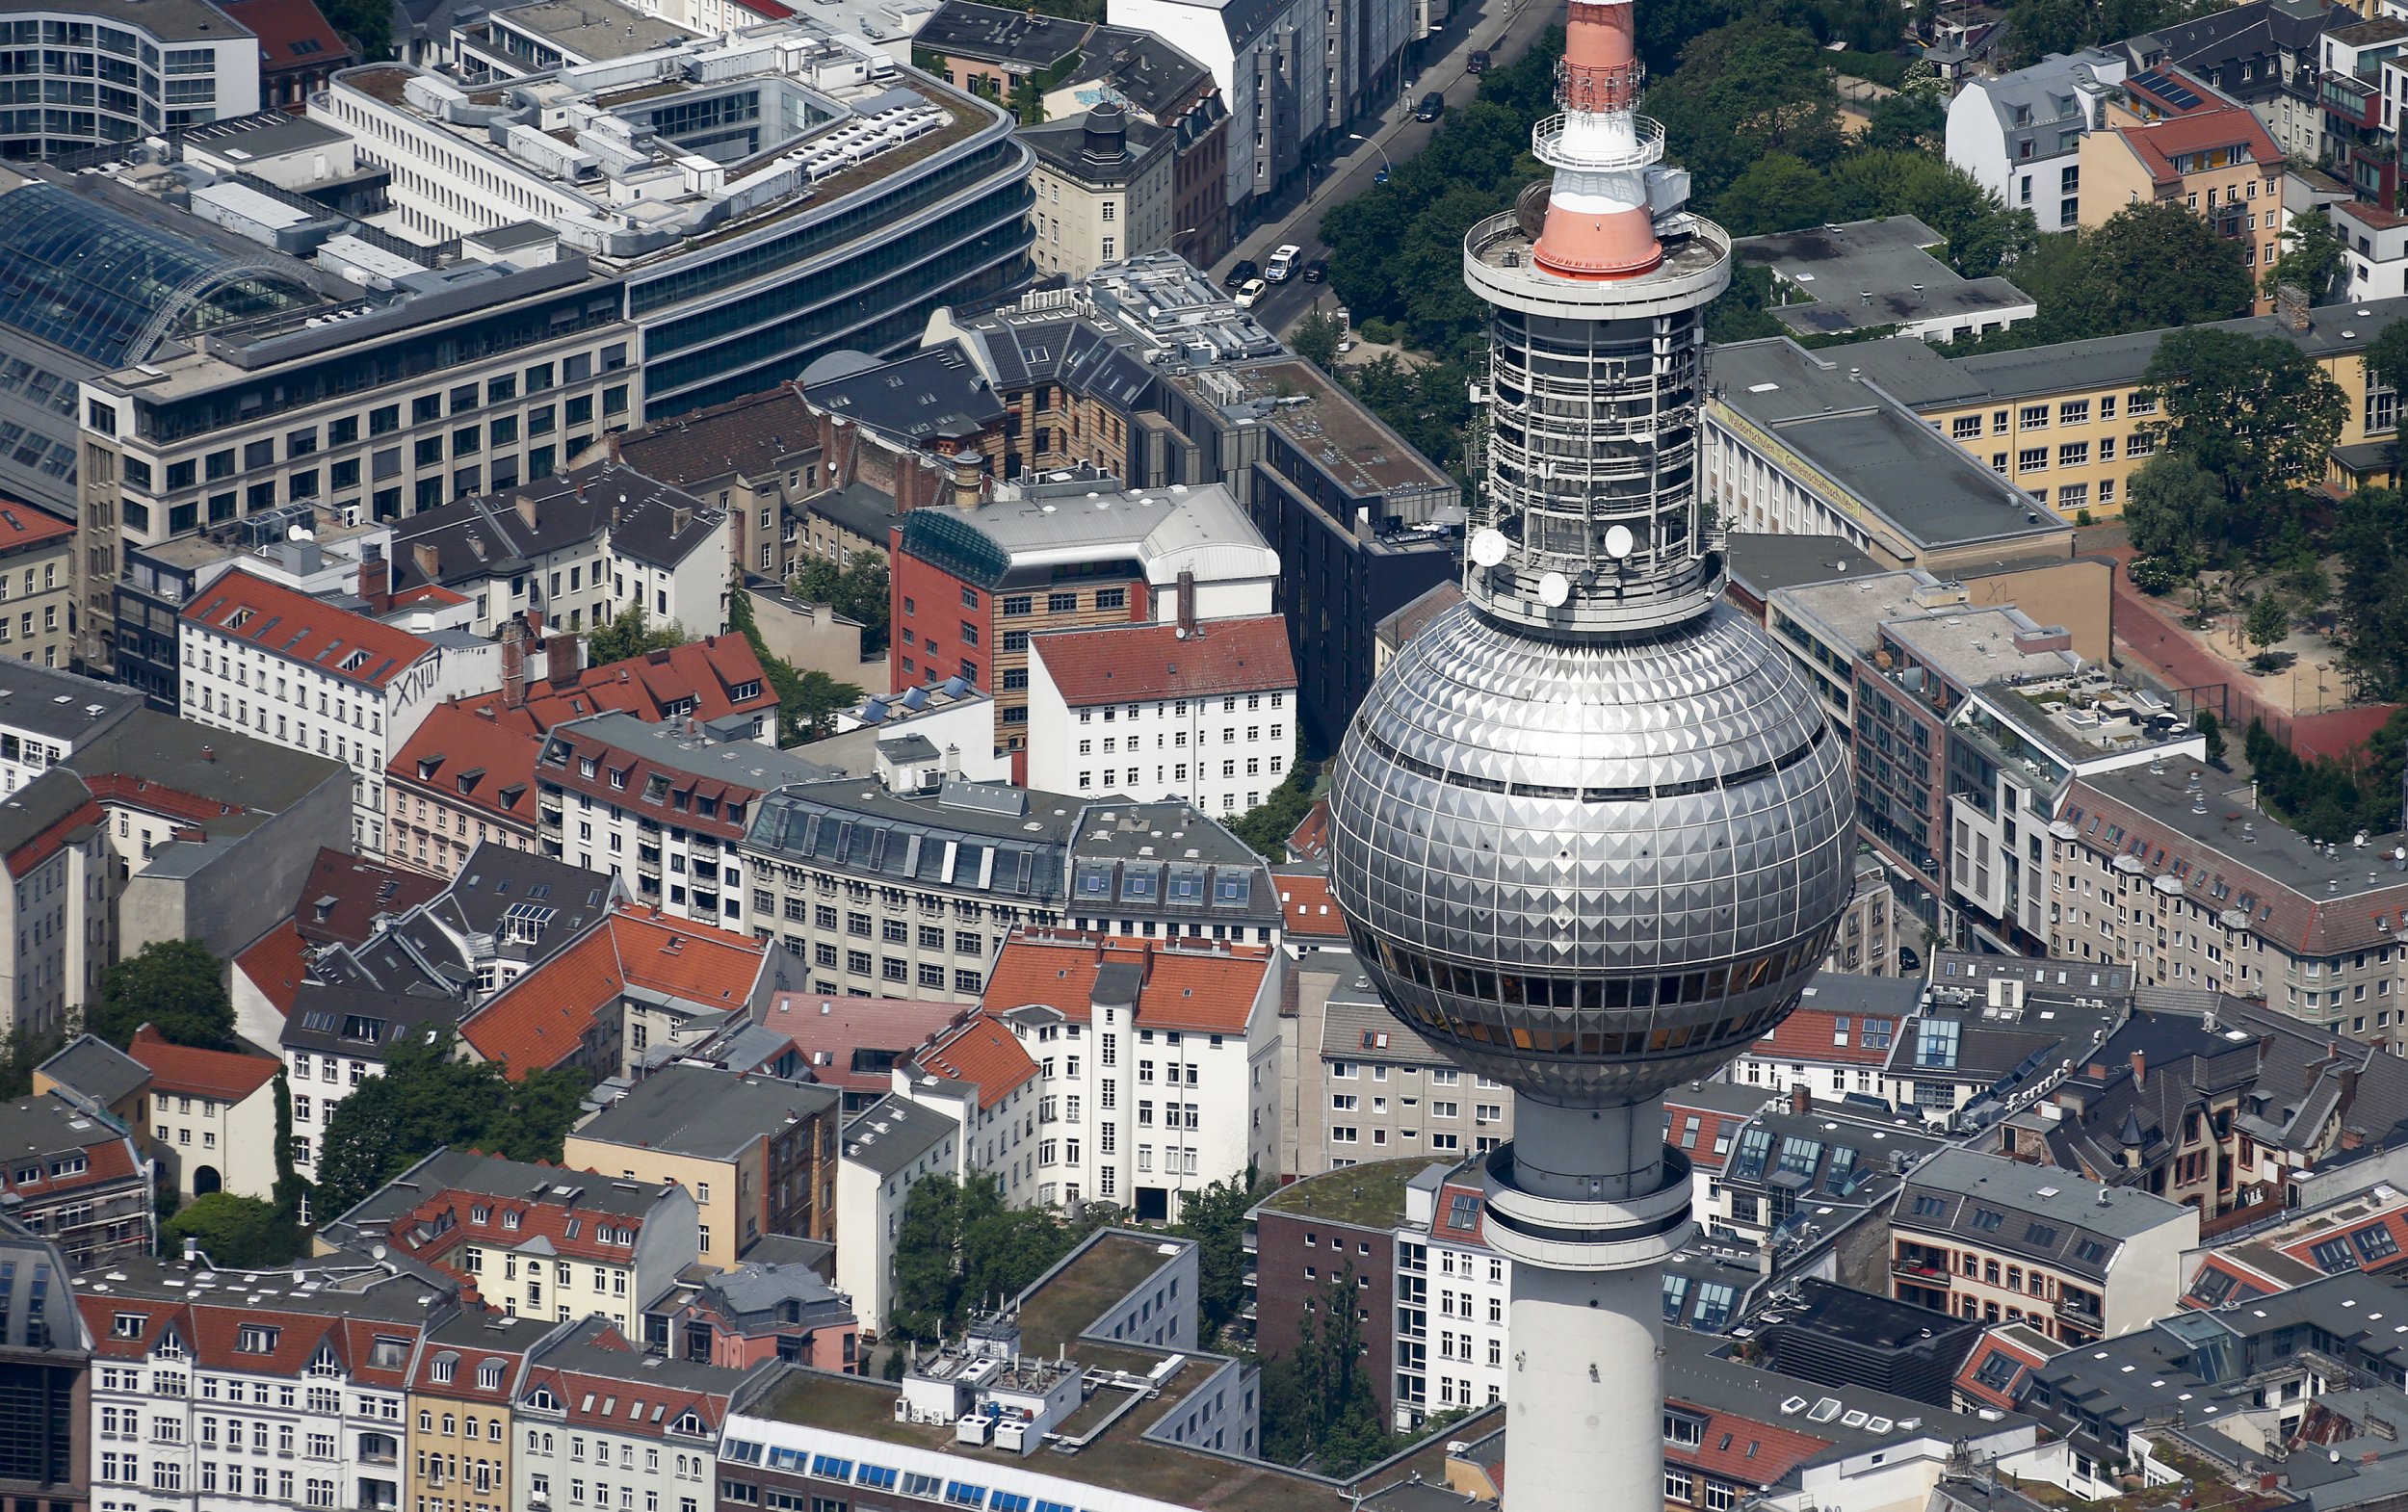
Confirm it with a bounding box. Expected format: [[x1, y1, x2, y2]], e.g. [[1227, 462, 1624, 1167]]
[[0, 182, 320, 368]]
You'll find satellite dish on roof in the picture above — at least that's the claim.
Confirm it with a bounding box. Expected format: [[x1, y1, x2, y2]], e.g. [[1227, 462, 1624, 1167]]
[[1470, 528, 1508, 568], [1605, 524, 1635, 559], [1538, 572, 1571, 608]]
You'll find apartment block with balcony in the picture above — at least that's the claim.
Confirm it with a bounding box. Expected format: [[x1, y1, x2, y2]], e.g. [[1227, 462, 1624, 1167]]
[[1889, 1148, 2196, 1345]]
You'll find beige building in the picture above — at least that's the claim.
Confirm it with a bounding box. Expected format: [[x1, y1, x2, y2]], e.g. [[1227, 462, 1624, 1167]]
[[563, 1063, 839, 1269], [2076, 69, 2284, 312], [129, 1026, 283, 1199], [1822, 856, 1899, 977], [2050, 762, 2408, 1051], [0, 506, 73, 669], [1024, 105, 1177, 283]]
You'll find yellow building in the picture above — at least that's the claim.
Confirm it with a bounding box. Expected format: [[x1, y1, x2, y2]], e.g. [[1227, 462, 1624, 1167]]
[[405, 1311, 551, 1512], [2075, 67, 2284, 312], [1908, 297, 2408, 517]]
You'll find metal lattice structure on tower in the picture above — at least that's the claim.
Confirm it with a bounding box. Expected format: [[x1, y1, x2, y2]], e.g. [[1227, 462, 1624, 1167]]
[[1322, 4, 1858, 1507]]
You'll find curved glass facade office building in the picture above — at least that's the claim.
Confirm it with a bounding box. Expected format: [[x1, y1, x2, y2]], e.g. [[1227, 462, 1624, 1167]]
[[0, 0, 262, 160]]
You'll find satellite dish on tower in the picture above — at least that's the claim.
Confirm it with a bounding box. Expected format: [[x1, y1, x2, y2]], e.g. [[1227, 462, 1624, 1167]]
[[1538, 572, 1572, 608], [1470, 528, 1509, 567], [1605, 524, 1635, 559]]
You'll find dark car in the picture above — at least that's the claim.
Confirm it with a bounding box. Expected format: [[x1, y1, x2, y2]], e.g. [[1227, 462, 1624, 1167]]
[[1898, 946, 1922, 973], [1414, 91, 1445, 121], [1301, 257, 1328, 282], [1221, 258, 1259, 291], [1468, 49, 1491, 72]]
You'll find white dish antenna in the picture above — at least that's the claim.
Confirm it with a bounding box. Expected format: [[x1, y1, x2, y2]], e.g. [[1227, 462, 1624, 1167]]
[[1604, 523, 1635, 559], [1470, 528, 1509, 567], [1538, 572, 1572, 608]]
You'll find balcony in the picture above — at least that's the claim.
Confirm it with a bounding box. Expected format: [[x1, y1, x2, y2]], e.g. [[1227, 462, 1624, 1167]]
[[2056, 1294, 2104, 1328], [1891, 1259, 1953, 1286]]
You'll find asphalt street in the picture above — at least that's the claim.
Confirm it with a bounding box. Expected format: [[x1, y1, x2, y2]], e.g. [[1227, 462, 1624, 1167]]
[[1210, 0, 1557, 336]]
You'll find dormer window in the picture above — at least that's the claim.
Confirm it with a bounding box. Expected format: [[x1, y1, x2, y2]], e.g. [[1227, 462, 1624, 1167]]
[[527, 1387, 561, 1411], [112, 1313, 144, 1340], [430, 1355, 457, 1384], [340, 649, 370, 673], [471, 1205, 491, 1225], [477, 1361, 504, 1391], [579, 757, 597, 779], [669, 1411, 705, 1437], [503, 1211, 521, 1231], [237, 1325, 280, 1355]]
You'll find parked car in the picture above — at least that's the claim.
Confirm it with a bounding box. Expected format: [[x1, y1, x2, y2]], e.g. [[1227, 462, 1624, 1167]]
[[1221, 258, 1259, 291], [1301, 257, 1328, 283], [1374, 165, 1390, 184], [1898, 946, 1922, 973], [1414, 91, 1444, 121], [1265, 244, 1303, 281], [1234, 277, 1269, 308], [1468, 49, 1491, 72]]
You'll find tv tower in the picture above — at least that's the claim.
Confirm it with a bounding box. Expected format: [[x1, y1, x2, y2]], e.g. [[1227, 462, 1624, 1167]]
[[1321, 3, 1856, 1508]]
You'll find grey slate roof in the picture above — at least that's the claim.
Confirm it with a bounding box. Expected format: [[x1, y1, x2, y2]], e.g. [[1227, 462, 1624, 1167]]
[[575, 1063, 836, 1160], [747, 777, 1083, 902], [0, 661, 143, 745], [66, 708, 346, 826], [798, 343, 1006, 449], [841, 1092, 956, 1176], [322, 1145, 669, 1247], [0, 769, 92, 861], [32, 1035, 148, 1110], [1893, 1148, 2191, 1280]]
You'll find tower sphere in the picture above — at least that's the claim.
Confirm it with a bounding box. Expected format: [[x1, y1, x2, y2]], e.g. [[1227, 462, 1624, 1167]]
[[1324, 595, 1856, 1107]]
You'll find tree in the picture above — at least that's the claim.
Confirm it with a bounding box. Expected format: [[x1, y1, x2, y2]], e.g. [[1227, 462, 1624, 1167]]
[[1260, 1268, 1403, 1473], [2264, 210, 2344, 301], [1230, 764, 1319, 861], [2369, 319, 2408, 402], [1707, 260, 1787, 344], [163, 1193, 304, 1268], [2244, 591, 2290, 667], [789, 670, 865, 743], [2195, 709, 2227, 767], [790, 557, 890, 655], [1647, 23, 1847, 203], [2336, 485, 2408, 700], [1169, 1169, 1270, 1343], [2121, 452, 2227, 571], [1863, 89, 1946, 152], [311, 1030, 588, 1223], [90, 940, 235, 1050], [884, 1175, 1099, 1343], [586, 605, 689, 665], [1291, 309, 1345, 372], [2245, 714, 2408, 841], [1712, 153, 1834, 236], [2141, 326, 2348, 509], [2024, 201, 2254, 343]]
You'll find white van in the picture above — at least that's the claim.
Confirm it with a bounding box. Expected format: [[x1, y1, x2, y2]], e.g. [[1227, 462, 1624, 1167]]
[[1265, 244, 1302, 281]]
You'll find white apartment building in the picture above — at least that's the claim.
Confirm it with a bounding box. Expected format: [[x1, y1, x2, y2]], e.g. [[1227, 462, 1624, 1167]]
[[0, 0, 262, 160], [0, 770, 110, 1039], [983, 930, 1282, 1223], [835, 1092, 963, 1331], [1402, 1165, 1509, 1423], [0, 658, 141, 795], [81, 1258, 437, 1512], [1026, 613, 1299, 816], [178, 569, 499, 852], [514, 1321, 742, 1512], [1945, 50, 2126, 231], [2336, 198, 2408, 300]]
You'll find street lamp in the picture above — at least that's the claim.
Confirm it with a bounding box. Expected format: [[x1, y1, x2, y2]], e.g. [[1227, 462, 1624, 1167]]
[[1348, 132, 1393, 180]]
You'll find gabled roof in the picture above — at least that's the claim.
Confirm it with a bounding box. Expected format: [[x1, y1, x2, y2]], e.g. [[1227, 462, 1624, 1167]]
[[842, 1091, 958, 1174], [387, 701, 544, 832], [0, 500, 71, 553], [910, 1014, 1038, 1110], [1031, 613, 1296, 705], [1951, 1323, 2060, 1412], [291, 848, 446, 948], [608, 385, 816, 488], [523, 1318, 746, 1438], [459, 907, 766, 1076], [982, 929, 1274, 1034], [33, 1034, 150, 1110], [217, 0, 349, 68], [2106, 102, 2281, 186], [1276, 873, 1348, 939], [127, 1026, 280, 1104], [0, 769, 99, 879], [748, 992, 969, 1096], [184, 569, 432, 690]]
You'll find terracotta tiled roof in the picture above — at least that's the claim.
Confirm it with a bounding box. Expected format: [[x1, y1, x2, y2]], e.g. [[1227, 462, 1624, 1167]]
[[982, 930, 1273, 1034], [129, 1026, 280, 1103], [185, 570, 432, 691], [1430, 1179, 1484, 1244], [479, 635, 777, 731], [186, 1304, 340, 1373], [236, 922, 311, 1020], [393, 1182, 654, 1270], [3, 795, 100, 879], [1663, 1401, 1834, 1489], [1276, 873, 1348, 938], [527, 1361, 734, 1440], [78, 1295, 187, 1361], [2111, 105, 2281, 186], [1031, 614, 1296, 705], [609, 386, 816, 485], [460, 907, 766, 1076], [388, 703, 545, 833], [1284, 798, 1329, 863], [0, 501, 72, 553], [340, 1316, 427, 1389], [1747, 1006, 1895, 1067], [291, 848, 446, 947], [1950, 1325, 2057, 1413], [217, 0, 347, 67], [913, 1013, 1037, 1109], [753, 993, 970, 1096], [1662, 1097, 1750, 1175]]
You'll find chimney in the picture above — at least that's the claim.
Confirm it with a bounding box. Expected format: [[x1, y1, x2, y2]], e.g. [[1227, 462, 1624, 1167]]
[[2343, 1125, 2369, 1152], [1788, 1083, 1811, 1115], [1177, 568, 1197, 636], [501, 618, 530, 710], [516, 493, 539, 531], [2131, 1050, 2145, 1090], [201, 744, 215, 763], [670, 506, 693, 537], [2275, 281, 2312, 332], [546, 631, 580, 687], [359, 545, 392, 614], [411, 540, 441, 587], [948, 444, 984, 509]]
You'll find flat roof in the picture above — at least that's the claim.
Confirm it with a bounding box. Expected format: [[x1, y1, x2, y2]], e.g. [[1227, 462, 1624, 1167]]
[[1260, 1156, 1422, 1229], [1736, 217, 2035, 335], [1011, 1231, 1183, 1357], [0, 661, 144, 744], [572, 1063, 835, 1159], [34, 0, 244, 42], [486, 0, 692, 59]]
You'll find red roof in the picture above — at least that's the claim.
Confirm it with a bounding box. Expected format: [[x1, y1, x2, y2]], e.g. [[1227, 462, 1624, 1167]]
[[393, 584, 469, 609], [480, 635, 778, 731], [914, 1014, 1038, 1109], [236, 921, 311, 1020], [1430, 1179, 1485, 1244], [1285, 798, 1330, 863], [527, 1358, 735, 1439], [291, 847, 445, 947], [753, 992, 969, 1096], [129, 1026, 281, 1103], [185, 570, 432, 691], [1951, 1326, 2058, 1413], [982, 930, 1274, 1033], [217, 0, 348, 69], [1278, 874, 1348, 938], [2110, 105, 2281, 187], [1747, 1005, 1895, 1067], [0, 501, 71, 556], [388, 703, 545, 833], [1662, 1095, 1752, 1174], [393, 1181, 655, 1272], [460, 907, 766, 1076], [1663, 1401, 1834, 1490], [4, 795, 100, 879], [1031, 614, 1297, 705]]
